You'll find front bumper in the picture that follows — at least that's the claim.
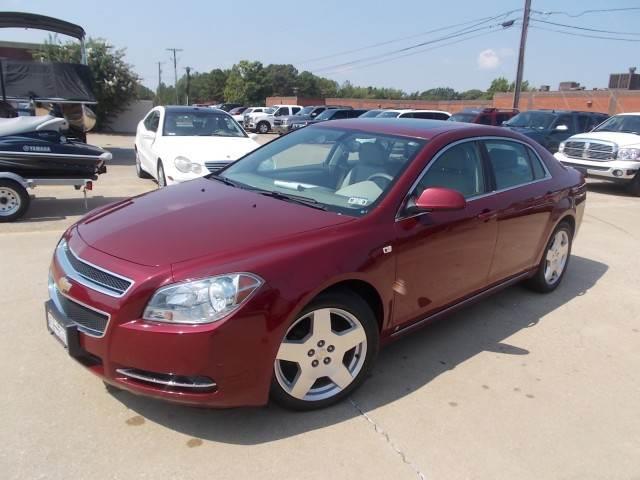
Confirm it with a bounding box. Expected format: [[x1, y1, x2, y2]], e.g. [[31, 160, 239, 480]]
[[272, 123, 291, 134], [554, 152, 640, 181], [45, 232, 278, 408]]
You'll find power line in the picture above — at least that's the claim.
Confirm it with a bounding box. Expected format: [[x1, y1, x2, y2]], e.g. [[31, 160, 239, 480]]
[[529, 24, 640, 42], [297, 9, 521, 65], [531, 18, 640, 36], [532, 7, 640, 18], [311, 19, 515, 74]]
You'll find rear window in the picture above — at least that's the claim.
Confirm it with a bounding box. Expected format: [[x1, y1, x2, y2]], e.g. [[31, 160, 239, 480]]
[[484, 140, 547, 190]]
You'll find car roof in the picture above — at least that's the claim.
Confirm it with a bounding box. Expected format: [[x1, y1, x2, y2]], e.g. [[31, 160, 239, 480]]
[[614, 112, 640, 116], [522, 109, 606, 115], [162, 105, 228, 114], [313, 117, 492, 140]]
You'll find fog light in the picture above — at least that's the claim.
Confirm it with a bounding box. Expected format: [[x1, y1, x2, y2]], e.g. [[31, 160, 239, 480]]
[[613, 170, 623, 177]]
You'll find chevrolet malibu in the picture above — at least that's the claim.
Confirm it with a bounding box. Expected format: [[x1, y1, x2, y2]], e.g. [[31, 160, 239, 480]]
[[46, 119, 586, 410]]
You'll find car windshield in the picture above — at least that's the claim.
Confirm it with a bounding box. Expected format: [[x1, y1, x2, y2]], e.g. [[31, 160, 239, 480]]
[[314, 109, 336, 121], [219, 126, 426, 217], [592, 115, 640, 134], [296, 107, 315, 116], [163, 111, 246, 137], [376, 111, 401, 118], [264, 108, 275, 114], [505, 111, 555, 130], [359, 110, 384, 118], [449, 113, 478, 123]]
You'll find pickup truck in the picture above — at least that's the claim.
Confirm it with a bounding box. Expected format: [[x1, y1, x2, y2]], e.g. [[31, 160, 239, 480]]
[[245, 105, 302, 133], [273, 106, 352, 134], [554, 112, 640, 196]]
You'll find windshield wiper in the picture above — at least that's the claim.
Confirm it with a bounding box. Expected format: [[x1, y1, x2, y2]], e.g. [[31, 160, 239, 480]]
[[208, 174, 240, 188], [250, 188, 328, 211]]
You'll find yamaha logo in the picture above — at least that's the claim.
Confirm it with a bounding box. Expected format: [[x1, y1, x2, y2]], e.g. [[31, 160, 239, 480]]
[[23, 145, 52, 153]]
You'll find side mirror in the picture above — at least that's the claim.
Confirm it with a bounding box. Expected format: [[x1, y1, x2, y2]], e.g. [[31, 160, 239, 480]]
[[311, 112, 318, 117], [554, 124, 569, 132], [410, 187, 466, 213], [501, 121, 508, 126]]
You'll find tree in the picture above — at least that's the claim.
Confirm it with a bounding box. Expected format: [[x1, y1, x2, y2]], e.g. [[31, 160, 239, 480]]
[[264, 64, 298, 97], [419, 87, 459, 101], [296, 71, 322, 97], [175, 68, 228, 104], [154, 82, 176, 106], [35, 36, 139, 129], [460, 89, 485, 100], [485, 77, 532, 99], [223, 60, 266, 104], [136, 83, 155, 100]]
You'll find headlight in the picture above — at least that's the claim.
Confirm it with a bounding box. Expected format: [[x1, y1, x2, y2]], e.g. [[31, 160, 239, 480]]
[[143, 273, 263, 324], [558, 142, 565, 153], [617, 148, 640, 161], [174, 156, 203, 174]]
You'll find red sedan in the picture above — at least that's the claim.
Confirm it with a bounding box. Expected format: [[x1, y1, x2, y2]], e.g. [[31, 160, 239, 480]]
[[46, 119, 586, 410]]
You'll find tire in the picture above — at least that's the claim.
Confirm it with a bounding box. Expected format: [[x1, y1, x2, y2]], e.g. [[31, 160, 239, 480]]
[[157, 160, 167, 187], [271, 290, 379, 411], [135, 148, 151, 179], [257, 121, 270, 134], [627, 171, 640, 197], [0, 179, 30, 223], [525, 222, 573, 293]]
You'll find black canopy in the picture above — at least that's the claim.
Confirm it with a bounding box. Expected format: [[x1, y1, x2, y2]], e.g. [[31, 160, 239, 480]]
[[0, 60, 96, 103], [0, 12, 85, 40]]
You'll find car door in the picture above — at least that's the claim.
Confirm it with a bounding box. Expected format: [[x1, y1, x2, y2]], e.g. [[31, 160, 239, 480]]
[[138, 110, 160, 173], [547, 113, 574, 151], [392, 139, 498, 327], [481, 139, 554, 283]]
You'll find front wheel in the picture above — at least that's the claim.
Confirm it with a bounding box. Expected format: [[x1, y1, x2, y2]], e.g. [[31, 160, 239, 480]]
[[0, 179, 30, 223], [271, 291, 379, 410], [257, 121, 270, 134], [525, 222, 572, 293], [135, 149, 151, 179]]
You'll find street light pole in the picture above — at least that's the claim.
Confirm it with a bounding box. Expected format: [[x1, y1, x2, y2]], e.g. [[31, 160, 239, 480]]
[[513, 0, 531, 109], [185, 67, 191, 106]]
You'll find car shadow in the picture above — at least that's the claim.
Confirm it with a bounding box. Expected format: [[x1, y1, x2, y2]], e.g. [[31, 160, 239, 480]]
[[586, 180, 635, 198], [21, 196, 126, 222], [109, 255, 607, 445], [105, 147, 136, 166]]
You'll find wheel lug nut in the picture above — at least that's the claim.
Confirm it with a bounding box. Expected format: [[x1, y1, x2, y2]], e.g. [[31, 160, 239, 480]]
[[307, 349, 315, 357], [327, 345, 335, 352], [317, 340, 325, 347], [312, 360, 319, 367], [323, 357, 331, 365]]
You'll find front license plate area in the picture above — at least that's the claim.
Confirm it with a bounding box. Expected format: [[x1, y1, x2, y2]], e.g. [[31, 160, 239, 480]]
[[44, 301, 83, 358], [47, 310, 68, 347]]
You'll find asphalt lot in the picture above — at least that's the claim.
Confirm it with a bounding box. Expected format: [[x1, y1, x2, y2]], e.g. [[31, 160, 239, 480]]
[[1, 133, 639, 480]]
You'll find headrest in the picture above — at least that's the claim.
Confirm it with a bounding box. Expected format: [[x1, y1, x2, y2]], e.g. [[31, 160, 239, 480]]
[[359, 142, 386, 166], [489, 148, 519, 171]]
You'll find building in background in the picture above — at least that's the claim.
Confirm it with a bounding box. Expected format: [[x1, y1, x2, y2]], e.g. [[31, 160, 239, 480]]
[[609, 67, 640, 90]]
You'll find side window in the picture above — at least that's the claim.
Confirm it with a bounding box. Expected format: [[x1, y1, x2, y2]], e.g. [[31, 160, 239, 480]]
[[333, 110, 350, 119], [144, 111, 159, 132], [291, 107, 301, 114], [274, 107, 286, 116], [485, 140, 542, 190], [576, 115, 590, 132], [554, 114, 573, 131], [399, 112, 414, 118], [478, 114, 492, 125], [496, 113, 511, 124], [415, 141, 487, 199], [527, 148, 547, 180]]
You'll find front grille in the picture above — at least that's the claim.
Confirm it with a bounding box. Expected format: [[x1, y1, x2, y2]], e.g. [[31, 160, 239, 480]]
[[274, 119, 283, 126], [205, 161, 230, 173], [564, 140, 616, 161], [55, 288, 109, 336], [63, 245, 132, 296]]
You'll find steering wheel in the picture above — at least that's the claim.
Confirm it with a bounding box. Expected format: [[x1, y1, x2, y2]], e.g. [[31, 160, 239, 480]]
[[366, 173, 394, 189]]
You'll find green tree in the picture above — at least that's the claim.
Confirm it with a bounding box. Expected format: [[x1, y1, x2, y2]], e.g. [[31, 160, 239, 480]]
[[296, 71, 322, 97], [136, 83, 155, 100], [419, 87, 459, 101], [223, 60, 266, 104], [35, 36, 139, 129], [264, 64, 298, 97], [460, 89, 485, 100]]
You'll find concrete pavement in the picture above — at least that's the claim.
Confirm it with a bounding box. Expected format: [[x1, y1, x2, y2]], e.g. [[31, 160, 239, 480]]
[[1, 134, 638, 479]]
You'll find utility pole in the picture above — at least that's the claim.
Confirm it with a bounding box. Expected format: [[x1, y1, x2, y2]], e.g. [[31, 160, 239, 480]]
[[513, 0, 531, 109], [185, 67, 191, 106], [156, 61, 163, 94], [166, 48, 183, 104]]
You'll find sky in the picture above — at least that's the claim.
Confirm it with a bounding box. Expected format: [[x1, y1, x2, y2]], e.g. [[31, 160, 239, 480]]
[[1, 0, 639, 94]]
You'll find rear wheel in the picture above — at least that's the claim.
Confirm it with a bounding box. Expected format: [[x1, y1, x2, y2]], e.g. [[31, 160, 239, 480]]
[[271, 291, 379, 410], [525, 222, 572, 293], [627, 171, 640, 197], [257, 121, 270, 134], [0, 179, 30, 223], [157, 161, 167, 187]]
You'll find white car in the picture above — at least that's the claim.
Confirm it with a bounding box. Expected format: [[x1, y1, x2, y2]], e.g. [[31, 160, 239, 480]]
[[375, 109, 451, 120], [135, 106, 260, 186], [245, 104, 302, 133], [554, 112, 640, 196]]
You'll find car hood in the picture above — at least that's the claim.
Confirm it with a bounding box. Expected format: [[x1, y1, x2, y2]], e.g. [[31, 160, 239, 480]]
[[76, 178, 354, 267], [569, 131, 640, 147], [154, 136, 259, 163]]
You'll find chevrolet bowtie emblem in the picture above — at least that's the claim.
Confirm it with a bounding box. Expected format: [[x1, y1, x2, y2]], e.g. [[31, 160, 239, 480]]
[[57, 276, 72, 294]]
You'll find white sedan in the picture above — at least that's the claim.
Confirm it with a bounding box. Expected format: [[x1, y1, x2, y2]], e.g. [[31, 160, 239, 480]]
[[135, 106, 260, 186]]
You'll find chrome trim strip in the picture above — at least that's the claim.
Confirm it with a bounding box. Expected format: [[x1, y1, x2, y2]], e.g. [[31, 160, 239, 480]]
[[396, 136, 552, 221], [56, 241, 135, 298], [116, 369, 217, 390], [49, 283, 111, 338], [0, 151, 105, 160], [391, 270, 531, 337]]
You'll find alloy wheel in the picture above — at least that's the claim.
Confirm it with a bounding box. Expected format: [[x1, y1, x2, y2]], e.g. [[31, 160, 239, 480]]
[[274, 308, 367, 401], [0, 186, 21, 217], [544, 230, 569, 285]]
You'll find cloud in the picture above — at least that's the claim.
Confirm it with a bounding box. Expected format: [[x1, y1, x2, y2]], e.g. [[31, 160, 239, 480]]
[[477, 49, 501, 70]]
